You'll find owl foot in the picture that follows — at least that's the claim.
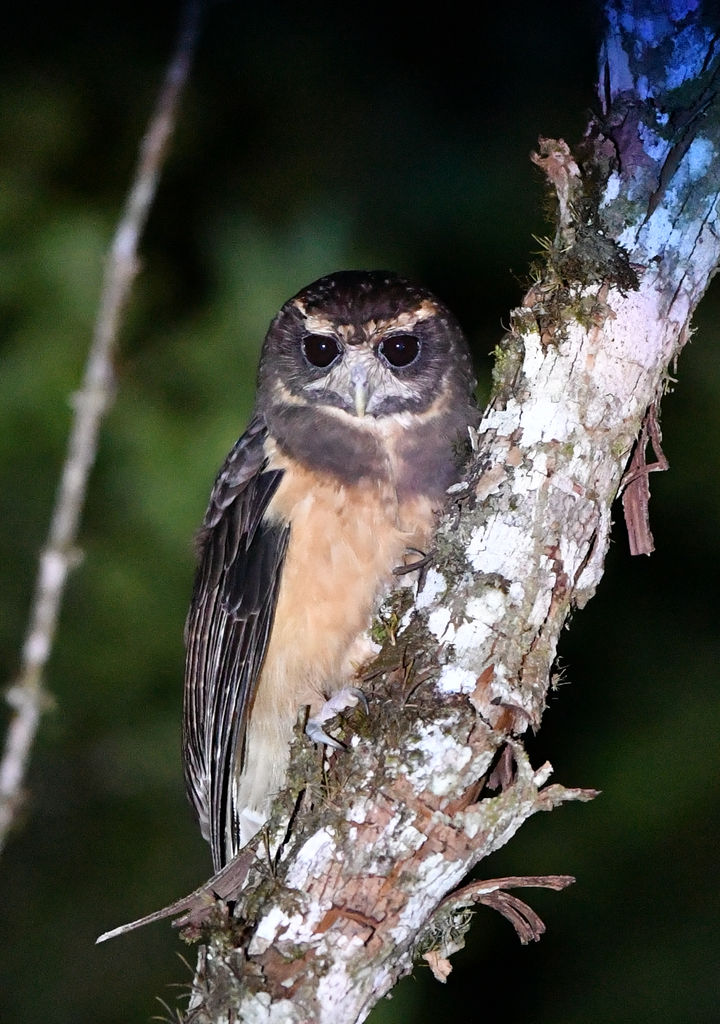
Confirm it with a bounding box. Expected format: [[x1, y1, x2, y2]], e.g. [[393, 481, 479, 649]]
[[306, 687, 368, 750]]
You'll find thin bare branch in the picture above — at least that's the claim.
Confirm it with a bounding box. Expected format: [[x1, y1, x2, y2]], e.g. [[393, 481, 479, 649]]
[[0, 0, 202, 856]]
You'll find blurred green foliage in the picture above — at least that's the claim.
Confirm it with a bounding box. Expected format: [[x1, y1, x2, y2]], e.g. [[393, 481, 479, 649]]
[[1, 3, 718, 1022]]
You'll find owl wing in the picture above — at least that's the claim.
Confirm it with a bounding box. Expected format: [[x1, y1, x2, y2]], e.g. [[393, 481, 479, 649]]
[[182, 414, 289, 870]]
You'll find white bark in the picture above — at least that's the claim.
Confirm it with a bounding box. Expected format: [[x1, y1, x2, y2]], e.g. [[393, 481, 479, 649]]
[[179, 3, 720, 1020]]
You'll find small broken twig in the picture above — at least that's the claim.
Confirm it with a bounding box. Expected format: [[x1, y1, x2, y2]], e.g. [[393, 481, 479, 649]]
[[97, 849, 254, 944], [436, 874, 576, 934], [620, 403, 669, 556]]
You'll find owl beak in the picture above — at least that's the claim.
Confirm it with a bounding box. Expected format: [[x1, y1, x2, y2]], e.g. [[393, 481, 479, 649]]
[[349, 362, 371, 417], [353, 380, 369, 417]]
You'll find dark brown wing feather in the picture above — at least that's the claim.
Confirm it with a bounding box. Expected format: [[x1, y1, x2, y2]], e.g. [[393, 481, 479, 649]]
[[182, 415, 289, 870]]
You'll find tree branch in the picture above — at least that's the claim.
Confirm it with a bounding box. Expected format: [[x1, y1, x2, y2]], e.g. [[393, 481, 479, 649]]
[[0, 1, 202, 857]]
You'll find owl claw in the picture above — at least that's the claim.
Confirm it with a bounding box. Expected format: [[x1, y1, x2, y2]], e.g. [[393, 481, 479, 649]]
[[306, 687, 368, 749], [393, 546, 430, 576]]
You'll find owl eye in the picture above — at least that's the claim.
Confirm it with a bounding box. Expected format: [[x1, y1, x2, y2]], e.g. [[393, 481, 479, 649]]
[[302, 333, 342, 369], [378, 333, 420, 368]]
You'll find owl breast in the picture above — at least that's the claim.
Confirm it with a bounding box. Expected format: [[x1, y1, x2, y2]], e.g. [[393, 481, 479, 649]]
[[229, 435, 436, 850]]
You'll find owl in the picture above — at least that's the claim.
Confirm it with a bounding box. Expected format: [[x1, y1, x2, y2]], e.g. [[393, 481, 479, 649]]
[[182, 270, 478, 870]]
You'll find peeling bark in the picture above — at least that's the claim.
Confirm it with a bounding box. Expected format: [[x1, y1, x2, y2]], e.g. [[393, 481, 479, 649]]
[[179, 4, 720, 1021]]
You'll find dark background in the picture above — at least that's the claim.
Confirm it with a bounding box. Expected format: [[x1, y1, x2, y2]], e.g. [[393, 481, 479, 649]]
[[1, 3, 719, 1022]]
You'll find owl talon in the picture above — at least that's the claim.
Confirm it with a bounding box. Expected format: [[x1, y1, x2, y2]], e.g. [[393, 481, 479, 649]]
[[306, 723, 346, 750], [306, 686, 368, 749], [393, 547, 430, 576]]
